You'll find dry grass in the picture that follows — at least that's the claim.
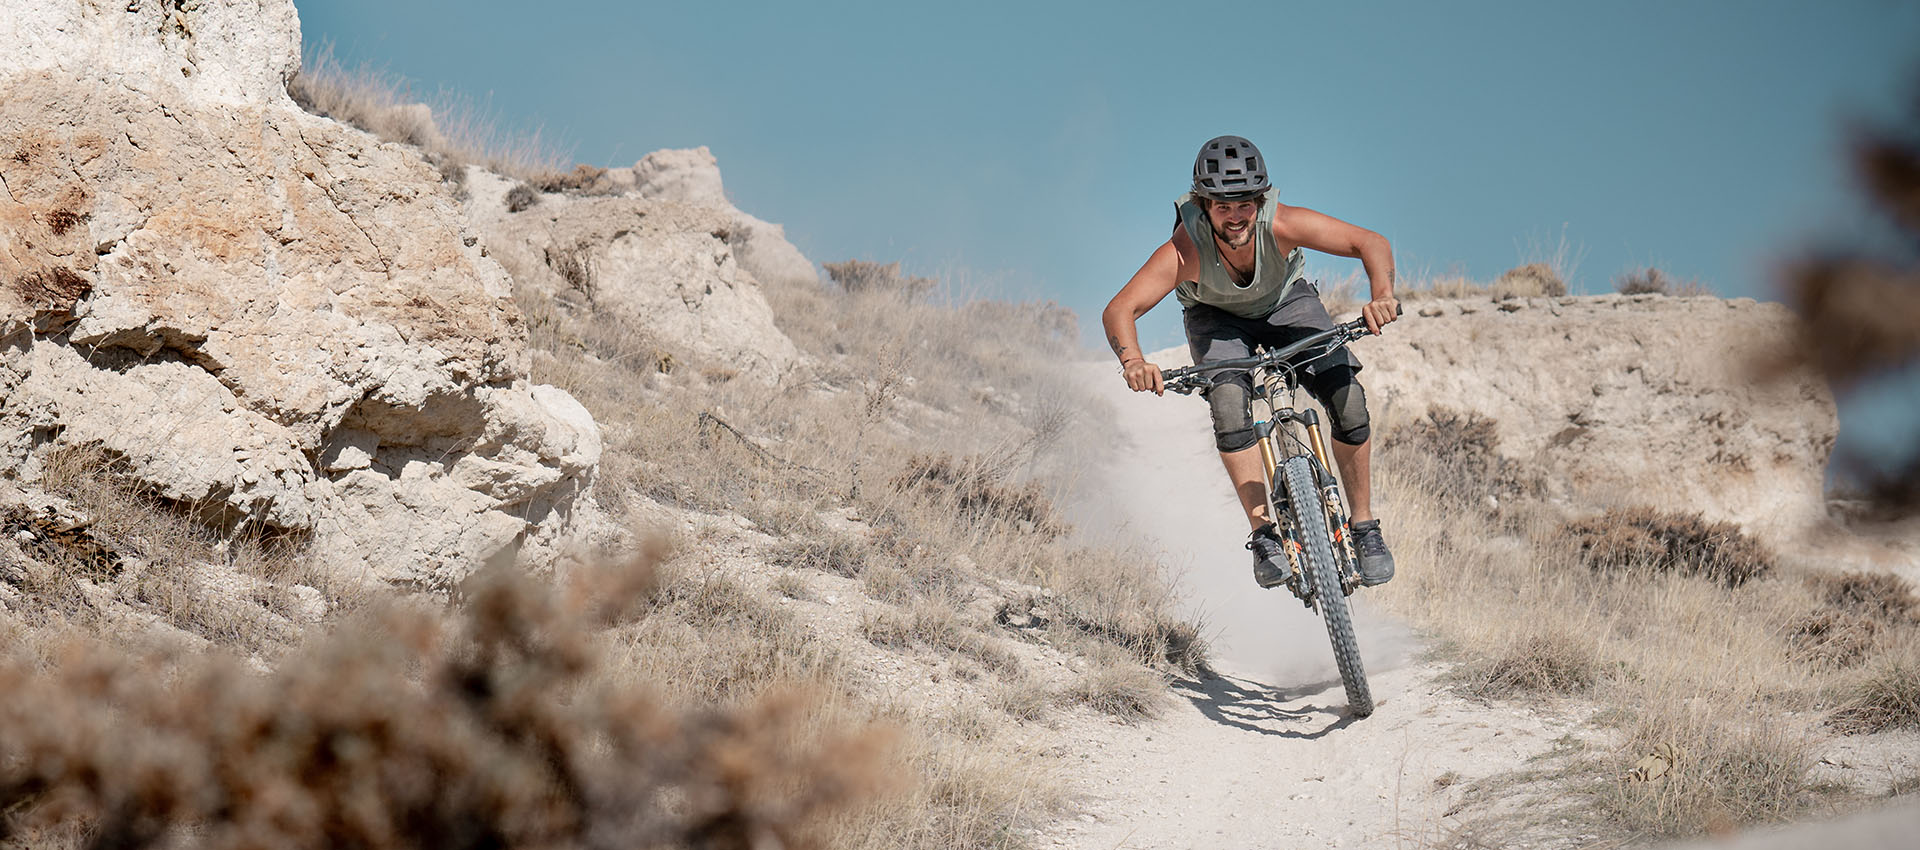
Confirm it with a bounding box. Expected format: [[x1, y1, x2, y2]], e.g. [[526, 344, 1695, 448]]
[[1558, 506, 1775, 587], [1832, 655, 1920, 733], [4, 444, 339, 657], [1616, 267, 1712, 297], [1809, 569, 1918, 623], [0, 550, 898, 849], [1788, 610, 1884, 669], [1491, 262, 1568, 299], [823, 260, 936, 300], [1367, 421, 1896, 841], [1062, 645, 1168, 722], [1453, 630, 1603, 700], [1598, 702, 1823, 836], [288, 45, 571, 183]]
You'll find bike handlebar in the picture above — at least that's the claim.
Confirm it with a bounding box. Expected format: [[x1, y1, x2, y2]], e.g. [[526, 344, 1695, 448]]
[[1160, 315, 1374, 390]]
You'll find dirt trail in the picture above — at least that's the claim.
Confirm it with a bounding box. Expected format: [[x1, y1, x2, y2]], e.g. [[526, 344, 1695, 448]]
[[1043, 361, 1593, 848]]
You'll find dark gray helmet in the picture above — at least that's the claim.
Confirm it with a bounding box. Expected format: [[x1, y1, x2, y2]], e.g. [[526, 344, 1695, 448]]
[[1192, 135, 1270, 200]]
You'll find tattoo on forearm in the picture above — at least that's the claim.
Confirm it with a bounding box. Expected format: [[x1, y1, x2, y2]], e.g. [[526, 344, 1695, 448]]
[[1108, 334, 1130, 359]]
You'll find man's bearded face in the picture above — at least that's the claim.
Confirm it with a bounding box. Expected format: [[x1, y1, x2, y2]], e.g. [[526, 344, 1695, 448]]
[[1206, 199, 1260, 249]]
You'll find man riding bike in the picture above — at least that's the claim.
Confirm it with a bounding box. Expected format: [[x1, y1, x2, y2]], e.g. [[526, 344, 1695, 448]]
[[1101, 135, 1399, 590]]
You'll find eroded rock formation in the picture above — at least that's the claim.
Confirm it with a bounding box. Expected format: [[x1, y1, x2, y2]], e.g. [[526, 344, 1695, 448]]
[[463, 156, 806, 380], [0, 0, 600, 584]]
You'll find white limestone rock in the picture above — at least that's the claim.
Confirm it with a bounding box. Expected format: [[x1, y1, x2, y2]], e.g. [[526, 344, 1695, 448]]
[[0, 0, 602, 584]]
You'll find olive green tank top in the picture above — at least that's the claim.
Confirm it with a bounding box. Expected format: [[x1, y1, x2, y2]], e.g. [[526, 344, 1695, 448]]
[[1173, 189, 1304, 319]]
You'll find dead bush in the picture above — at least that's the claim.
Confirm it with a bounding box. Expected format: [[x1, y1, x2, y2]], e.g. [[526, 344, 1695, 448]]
[[1559, 507, 1774, 586], [1832, 658, 1920, 733], [770, 534, 872, 578], [1616, 267, 1710, 297], [1063, 647, 1166, 722], [1603, 710, 1819, 836], [893, 453, 1066, 538], [1807, 569, 1917, 623], [1381, 406, 1533, 512], [532, 164, 614, 195], [505, 182, 541, 212], [1786, 610, 1882, 669], [1455, 631, 1603, 699], [823, 260, 935, 299], [1491, 262, 1567, 298], [0, 554, 895, 848]]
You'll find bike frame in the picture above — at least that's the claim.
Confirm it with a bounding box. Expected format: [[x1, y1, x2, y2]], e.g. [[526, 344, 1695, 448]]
[[1164, 317, 1373, 598], [1249, 358, 1360, 598]]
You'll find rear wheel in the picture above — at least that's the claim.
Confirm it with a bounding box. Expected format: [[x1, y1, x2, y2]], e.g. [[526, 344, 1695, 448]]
[[1282, 455, 1373, 716]]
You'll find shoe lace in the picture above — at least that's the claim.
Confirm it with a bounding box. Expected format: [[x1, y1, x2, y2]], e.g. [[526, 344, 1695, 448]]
[[1246, 528, 1283, 556], [1355, 525, 1388, 557]]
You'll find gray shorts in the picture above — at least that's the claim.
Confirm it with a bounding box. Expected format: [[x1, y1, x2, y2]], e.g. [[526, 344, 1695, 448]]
[[1181, 282, 1363, 377], [1182, 282, 1370, 449]]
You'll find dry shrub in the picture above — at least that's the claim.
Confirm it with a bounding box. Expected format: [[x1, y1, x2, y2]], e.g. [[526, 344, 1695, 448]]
[[1602, 708, 1819, 836], [988, 677, 1052, 722], [1491, 262, 1567, 298], [1559, 507, 1774, 586], [1786, 610, 1882, 669], [0, 554, 895, 848], [860, 602, 1020, 677], [1399, 275, 1489, 301], [1832, 658, 1920, 733], [1381, 406, 1532, 513], [639, 571, 845, 705], [770, 533, 873, 578], [893, 453, 1066, 538], [12, 444, 333, 653], [505, 182, 541, 212], [1808, 569, 1918, 623], [1455, 631, 1603, 699], [1064, 647, 1167, 722], [1617, 267, 1675, 295], [823, 260, 935, 300], [532, 164, 614, 194]]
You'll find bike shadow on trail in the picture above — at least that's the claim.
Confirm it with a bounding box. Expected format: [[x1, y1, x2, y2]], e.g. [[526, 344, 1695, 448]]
[[1170, 673, 1360, 739]]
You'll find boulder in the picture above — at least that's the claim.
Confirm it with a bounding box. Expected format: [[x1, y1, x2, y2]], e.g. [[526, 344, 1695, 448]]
[[466, 168, 802, 379], [632, 146, 821, 288], [0, 0, 601, 583]]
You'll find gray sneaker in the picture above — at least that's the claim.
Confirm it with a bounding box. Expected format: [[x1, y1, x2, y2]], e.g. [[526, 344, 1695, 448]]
[[1351, 519, 1395, 586], [1246, 523, 1288, 589]]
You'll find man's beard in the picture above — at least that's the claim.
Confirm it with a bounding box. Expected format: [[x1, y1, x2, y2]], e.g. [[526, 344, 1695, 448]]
[[1218, 224, 1254, 249]]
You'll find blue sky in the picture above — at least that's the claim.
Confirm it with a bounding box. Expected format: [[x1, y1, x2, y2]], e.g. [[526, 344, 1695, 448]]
[[299, 0, 1920, 472]]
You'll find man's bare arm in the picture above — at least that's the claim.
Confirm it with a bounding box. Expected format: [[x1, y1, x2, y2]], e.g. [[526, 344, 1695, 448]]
[[1102, 240, 1184, 394], [1273, 206, 1400, 333]]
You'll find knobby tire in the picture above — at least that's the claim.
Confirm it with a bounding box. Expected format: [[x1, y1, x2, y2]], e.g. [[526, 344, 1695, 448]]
[[1281, 455, 1373, 716]]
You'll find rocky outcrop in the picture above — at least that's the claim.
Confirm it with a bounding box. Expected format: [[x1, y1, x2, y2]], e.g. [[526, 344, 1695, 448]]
[[604, 146, 819, 290], [1149, 294, 1837, 536], [1, 0, 600, 585], [464, 162, 804, 380], [1358, 295, 1834, 534]]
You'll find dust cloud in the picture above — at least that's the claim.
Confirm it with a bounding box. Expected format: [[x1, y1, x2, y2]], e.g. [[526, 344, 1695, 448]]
[[1075, 361, 1417, 687]]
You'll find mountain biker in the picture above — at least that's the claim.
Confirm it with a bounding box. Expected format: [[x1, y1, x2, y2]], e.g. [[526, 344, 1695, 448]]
[[1102, 135, 1398, 590]]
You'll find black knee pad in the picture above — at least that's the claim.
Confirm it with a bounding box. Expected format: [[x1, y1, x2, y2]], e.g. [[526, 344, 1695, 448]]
[[1313, 367, 1371, 445], [1204, 379, 1258, 452]]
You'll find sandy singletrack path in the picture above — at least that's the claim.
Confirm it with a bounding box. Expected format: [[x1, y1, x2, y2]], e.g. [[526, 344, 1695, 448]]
[[1044, 360, 1593, 848]]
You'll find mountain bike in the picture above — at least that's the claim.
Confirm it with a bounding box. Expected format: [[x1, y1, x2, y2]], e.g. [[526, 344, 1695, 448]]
[[1161, 316, 1379, 717]]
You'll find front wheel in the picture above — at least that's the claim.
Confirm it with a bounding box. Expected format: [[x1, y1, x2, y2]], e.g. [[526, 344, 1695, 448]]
[[1281, 455, 1373, 716]]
